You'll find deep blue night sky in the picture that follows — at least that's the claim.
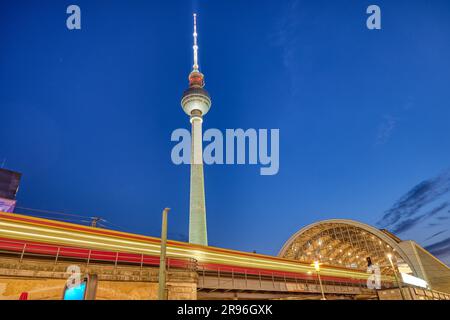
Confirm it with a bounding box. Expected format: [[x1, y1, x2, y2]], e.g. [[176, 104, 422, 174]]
[[1, 0, 450, 262]]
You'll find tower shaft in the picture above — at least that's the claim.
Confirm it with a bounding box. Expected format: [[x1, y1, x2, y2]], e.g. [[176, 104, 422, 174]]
[[181, 13, 211, 247], [189, 117, 207, 245]]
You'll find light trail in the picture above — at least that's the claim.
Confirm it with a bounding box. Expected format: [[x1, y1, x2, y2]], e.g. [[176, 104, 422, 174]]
[[0, 212, 394, 282]]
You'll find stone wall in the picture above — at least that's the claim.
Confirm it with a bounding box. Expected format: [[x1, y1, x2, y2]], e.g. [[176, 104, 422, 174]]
[[0, 278, 66, 300], [0, 257, 197, 300]]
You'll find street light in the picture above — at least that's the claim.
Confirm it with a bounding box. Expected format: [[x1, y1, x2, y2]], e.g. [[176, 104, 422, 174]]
[[158, 208, 170, 300], [387, 253, 406, 300], [313, 261, 326, 300]]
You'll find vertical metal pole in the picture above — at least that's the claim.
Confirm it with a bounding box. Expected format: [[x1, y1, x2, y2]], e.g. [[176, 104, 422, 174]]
[[53, 247, 61, 271], [91, 217, 100, 228], [245, 270, 248, 288], [140, 253, 144, 279], [87, 249, 92, 266], [202, 266, 205, 288], [158, 208, 170, 300], [317, 271, 326, 300], [388, 257, 405, 300], [19, 243, 27, 263], [54, 247, 61, 265], [232, 268, 235, 288]]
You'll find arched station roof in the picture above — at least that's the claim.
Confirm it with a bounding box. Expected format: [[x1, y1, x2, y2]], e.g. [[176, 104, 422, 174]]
[[278, 219, 419, 277]]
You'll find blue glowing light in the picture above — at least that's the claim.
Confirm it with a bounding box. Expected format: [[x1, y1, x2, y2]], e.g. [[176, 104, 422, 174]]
[[63, 282, 86, 300]]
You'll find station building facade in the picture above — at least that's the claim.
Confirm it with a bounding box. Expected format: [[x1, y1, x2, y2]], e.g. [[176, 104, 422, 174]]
[[278, 219, 450, 293]]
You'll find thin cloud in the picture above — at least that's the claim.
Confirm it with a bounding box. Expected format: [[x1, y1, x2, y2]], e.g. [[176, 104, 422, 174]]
[[377, 170, 450, 229], [428, 223, 440, 227], [425, 230, 446, 241], [376, 115, 396, 145], [269, 0, 311, 96], [390, 202, 448, 234], [425, 237, 450, 257], [377, 170, 450, 264]]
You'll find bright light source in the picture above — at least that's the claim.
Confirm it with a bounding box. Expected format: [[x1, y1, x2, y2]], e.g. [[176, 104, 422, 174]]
[[313, 261, 320, 272], [401, 273, 428, 289]]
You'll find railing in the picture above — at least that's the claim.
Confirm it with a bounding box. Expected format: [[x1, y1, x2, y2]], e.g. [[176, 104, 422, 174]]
[[0, 237, 393, 294], [196, 263, 394, 294], [0, 238, 197, 273]]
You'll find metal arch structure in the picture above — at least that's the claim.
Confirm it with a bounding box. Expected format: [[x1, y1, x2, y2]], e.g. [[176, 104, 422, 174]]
[[278, 219, 420, 277]]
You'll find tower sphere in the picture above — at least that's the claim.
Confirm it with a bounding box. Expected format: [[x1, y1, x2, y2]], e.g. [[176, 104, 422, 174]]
[[181, 71, 212, 116]]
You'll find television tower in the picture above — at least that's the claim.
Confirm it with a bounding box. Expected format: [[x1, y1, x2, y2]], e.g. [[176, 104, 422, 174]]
[[181, 14, 212, 246]]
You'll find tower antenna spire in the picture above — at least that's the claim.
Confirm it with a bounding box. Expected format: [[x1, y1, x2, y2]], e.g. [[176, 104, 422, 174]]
[[181, 13, 212, 246], [192, 13, 199, 71]]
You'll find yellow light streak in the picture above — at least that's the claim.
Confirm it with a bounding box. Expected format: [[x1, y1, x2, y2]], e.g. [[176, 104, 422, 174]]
[[0, 218, 395, 282]]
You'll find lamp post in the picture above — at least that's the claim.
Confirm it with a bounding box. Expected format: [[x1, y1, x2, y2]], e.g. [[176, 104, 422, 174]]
[[90, 217, 100, 228], [313, 261, 326, 300], [158, 208, 170, 300], [387, 253, 405, 300]]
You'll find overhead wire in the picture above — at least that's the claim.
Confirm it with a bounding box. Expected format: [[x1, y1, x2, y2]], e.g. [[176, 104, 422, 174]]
[[13, 206, 128, 232]]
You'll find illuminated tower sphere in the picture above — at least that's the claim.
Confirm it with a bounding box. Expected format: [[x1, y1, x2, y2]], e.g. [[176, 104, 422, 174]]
[[181, 14, 211, 246]]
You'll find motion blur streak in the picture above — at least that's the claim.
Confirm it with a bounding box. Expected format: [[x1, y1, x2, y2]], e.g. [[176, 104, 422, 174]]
[[0, 212, 392, 282]]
